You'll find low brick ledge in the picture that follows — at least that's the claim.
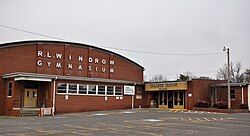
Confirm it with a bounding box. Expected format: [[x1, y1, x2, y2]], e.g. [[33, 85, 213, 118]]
[[192, 107, 249, 113]]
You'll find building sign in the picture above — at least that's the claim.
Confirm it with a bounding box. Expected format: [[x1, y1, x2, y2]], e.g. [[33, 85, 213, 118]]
[[145, 82, 187, 91], [124, 85, 135, 95], [36, 51, 115, 74]]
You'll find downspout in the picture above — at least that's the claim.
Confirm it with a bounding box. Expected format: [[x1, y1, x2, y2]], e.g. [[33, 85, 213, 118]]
[[52, 76, 57, 116], [241, 84, 244, 104]]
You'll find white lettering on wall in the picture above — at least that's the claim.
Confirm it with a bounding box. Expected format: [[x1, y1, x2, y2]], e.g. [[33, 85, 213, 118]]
[[56, 53, 62, 59], [95, 58, 99, 64], [89, 57, 93, 63], [56, 63, 61, 68], [88, 66, 92, 71], [36, 51, 116, 74], [38, 51, 43, 57], [68, 55, 72, 61], [47, 52, 51, 58], [102, 59, 106, 65], [47, 62, 52, 67], [78, 56, 83, 62], [78, 65, 83, 70], [37, 60, 42, 66], [68, 64, 73, 69], [102, 67, 106, 73], [110, 60, 115, 65], [110, 68, 114, 73]]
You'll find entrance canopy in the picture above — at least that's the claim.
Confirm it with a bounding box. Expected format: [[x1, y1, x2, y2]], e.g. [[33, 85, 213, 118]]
[[145, 82, 188, 91]]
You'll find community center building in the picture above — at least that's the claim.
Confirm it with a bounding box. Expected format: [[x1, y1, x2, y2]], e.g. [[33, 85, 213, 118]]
[[145, 80, 250, 111], [0, 41, 147, 116]]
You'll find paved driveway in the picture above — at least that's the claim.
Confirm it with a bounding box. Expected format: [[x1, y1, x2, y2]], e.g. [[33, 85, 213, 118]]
[[0, 109, 249, 136]]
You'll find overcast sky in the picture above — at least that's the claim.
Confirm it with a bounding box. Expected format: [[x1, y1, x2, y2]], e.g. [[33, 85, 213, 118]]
[[1, 0, 249, 80]]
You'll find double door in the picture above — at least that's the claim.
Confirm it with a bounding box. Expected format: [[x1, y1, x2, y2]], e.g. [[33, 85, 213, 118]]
[[24, 89, 38, 107], [158, 91, 185, 109]]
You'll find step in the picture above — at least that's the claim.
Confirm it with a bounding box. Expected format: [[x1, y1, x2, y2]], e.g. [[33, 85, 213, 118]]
[[20, 108, 40, 117]]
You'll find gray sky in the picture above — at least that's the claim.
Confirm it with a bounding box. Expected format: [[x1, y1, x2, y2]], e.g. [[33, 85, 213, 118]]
[[1, 0, 249, 80]]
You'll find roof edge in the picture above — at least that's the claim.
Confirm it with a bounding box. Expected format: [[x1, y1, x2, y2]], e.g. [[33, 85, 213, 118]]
[[0, 40, 145, 70]]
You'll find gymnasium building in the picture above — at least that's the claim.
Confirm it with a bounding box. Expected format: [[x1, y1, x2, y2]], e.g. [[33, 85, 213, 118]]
[[0, 41, 147, 116]]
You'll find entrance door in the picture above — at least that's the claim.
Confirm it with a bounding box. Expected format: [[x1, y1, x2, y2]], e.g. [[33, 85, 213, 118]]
[[24, 89, 38, 107], [158, 92, 168, 108], [168, 91, 174, 108], [173, 91, 184, 109]]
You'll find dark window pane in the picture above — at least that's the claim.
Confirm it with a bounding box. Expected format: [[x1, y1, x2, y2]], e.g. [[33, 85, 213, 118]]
[[98, 85, 105, 95], [115, 86, 122, 95], [68, 84, 77, 94], [8, 82, 12, 96], [58, 83, 67, 93], [79, 84, 87, 94], [107, 86, 114, 95]]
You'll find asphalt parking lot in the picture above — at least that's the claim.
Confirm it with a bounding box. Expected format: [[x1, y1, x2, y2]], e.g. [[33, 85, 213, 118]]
[[0, 108, 249, 136]]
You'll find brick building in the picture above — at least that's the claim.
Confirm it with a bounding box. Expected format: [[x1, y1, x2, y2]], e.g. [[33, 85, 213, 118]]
[[0, 41, 147, 116], [145, 80, 226, 110], [211, 83, 250, 109]]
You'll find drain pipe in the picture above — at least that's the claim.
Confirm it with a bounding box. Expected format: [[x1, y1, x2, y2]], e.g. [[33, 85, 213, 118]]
[[52, 76, 57, 116], [241, 84, 244, 104]]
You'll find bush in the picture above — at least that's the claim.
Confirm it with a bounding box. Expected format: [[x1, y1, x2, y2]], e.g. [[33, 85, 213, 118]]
[[239, 104, 248, 109], [195, 101, 209, 108], [212, 103, 218, 108], [216, 101, 228, 109]]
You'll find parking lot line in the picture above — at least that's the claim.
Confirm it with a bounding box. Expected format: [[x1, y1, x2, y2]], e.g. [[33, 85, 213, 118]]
[[97, 122, 134, 129], [63, 124, 105, 132]]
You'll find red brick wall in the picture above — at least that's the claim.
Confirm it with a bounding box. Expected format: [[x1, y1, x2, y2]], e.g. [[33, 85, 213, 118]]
[[220, 86, 249, 109], [187, 80, 226, 110], [56, 95, 132, 113]]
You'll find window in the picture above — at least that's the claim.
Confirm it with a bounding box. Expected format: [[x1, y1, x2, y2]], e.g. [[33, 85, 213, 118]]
[[57, 83, 67, 93], [88, 85, 96, 94], [57, 83, 123, 96], [115, 86, 122, 95], [98, 85, 105, 95], [230, 90, 236, 100], [79, 84, 87, 94], [107, 86, 114, 95], [68, 84, 77, 94], [8, 82, 12, 97]]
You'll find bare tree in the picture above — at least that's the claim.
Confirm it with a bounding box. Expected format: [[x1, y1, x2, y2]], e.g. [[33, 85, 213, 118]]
[[216, 61, 245, 82], [149, 74, 168, 82]]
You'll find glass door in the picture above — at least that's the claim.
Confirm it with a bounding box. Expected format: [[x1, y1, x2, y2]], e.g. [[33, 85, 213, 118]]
[[158, 92, 168, 108], [173, 91, 185, 109]]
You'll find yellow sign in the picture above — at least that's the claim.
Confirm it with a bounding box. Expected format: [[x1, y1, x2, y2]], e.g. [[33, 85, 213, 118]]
[[145, 82, 187, 91]]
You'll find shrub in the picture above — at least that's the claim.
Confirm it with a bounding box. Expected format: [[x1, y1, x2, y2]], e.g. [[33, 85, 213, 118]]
[[239, 104, 248, 109], [212, 103, 218, 108], [216, 101, 228, 109], [195, 101, 209, 108]]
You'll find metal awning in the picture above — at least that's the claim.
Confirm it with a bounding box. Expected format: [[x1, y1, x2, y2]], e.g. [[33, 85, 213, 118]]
[[2, 72, 144, 85]]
